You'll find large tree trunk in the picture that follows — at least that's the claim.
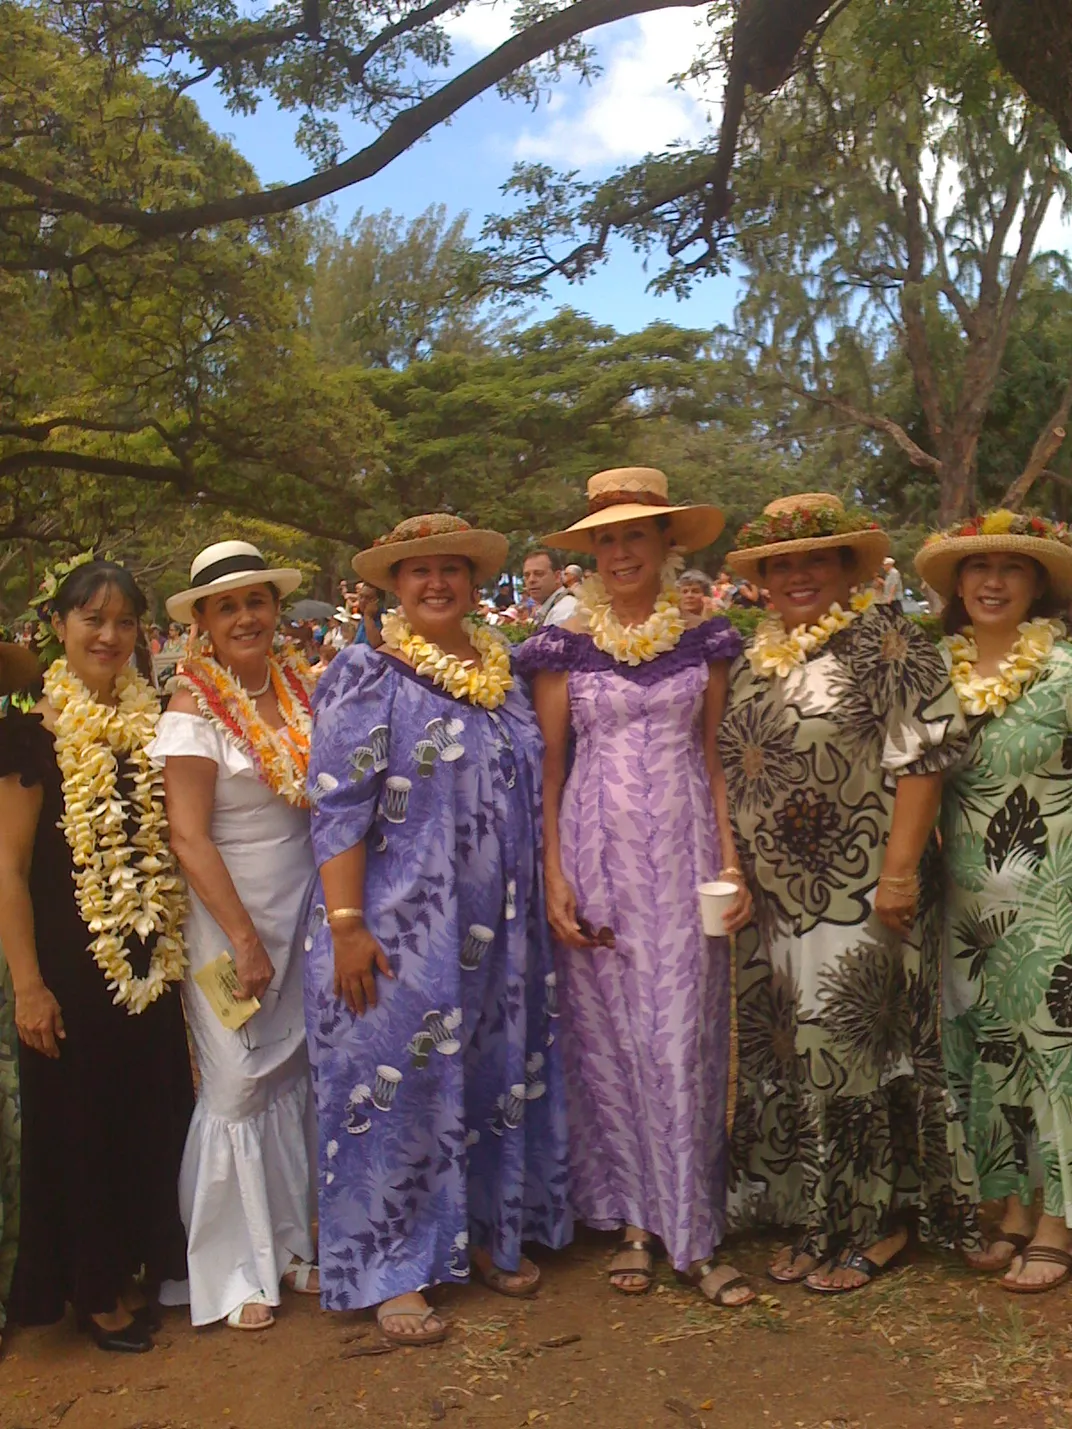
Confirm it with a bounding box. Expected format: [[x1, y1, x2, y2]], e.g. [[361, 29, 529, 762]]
[[982, 0, 1072, 151]]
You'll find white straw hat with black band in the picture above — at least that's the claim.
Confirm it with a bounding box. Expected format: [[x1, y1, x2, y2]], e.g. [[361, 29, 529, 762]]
[[166, 541, 303, 624]]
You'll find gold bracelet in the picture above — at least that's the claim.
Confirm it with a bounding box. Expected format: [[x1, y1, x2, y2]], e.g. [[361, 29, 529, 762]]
[[326, 907, 365, 927], [878, 875, 919, 889], [721, 864, 743, 877]]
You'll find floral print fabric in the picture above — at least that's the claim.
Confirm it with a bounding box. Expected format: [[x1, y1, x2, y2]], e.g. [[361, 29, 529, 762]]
[[0, 949, 18, 1332], [515, 619, 742, 1271], [303, 646, 571, 1312], [720, 604, 980, 1257], [943, 641, 1072, 1220]]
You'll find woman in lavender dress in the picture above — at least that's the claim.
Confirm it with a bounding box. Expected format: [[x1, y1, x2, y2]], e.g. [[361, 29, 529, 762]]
[[303, 515, 571, 1347], [515, 468, 754, 1307]]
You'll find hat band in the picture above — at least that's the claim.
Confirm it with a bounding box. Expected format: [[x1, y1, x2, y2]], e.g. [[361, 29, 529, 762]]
[[191, 552, 268, 587], [587, 490, 671, 515]]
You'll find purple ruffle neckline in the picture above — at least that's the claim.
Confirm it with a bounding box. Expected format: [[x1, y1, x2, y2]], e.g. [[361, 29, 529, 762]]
[[512, 618, 742, 686]]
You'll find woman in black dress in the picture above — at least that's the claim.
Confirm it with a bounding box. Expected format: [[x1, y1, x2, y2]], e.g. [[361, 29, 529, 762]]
[[0, 561, 192, 1353]]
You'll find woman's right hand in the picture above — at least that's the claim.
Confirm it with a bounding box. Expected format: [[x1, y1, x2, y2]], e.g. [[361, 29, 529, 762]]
[[15, 979, 65, 1059], [333, 923, 393, 1015], [234, 938, 275, 1002], [545, 868, 593, 949]]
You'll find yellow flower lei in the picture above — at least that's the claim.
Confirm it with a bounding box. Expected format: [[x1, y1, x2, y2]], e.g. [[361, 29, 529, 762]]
[[747, 591, 875, 678], [381, 610, 513, 709], [44, 658, 187, 1014], [178, 651, 314, 807], [944, 617, 1066, 717], [575, 556, 686, 666]]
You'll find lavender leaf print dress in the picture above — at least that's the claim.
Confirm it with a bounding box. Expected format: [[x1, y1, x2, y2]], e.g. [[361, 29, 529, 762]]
[[514, 619, 741, 1271], [303, 645, 572, 1311]]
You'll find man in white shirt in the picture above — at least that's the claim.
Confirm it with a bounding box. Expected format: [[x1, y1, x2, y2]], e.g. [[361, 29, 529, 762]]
[[881, 556, 905, 605], [523, 547, 579, 628]]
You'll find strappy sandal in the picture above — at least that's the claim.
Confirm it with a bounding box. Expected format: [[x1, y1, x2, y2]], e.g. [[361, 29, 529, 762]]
[[965, 1231, 1030, 1272], [282, 1259, 320, 1295], [679, 1259, 756, 1309], [1001, 1245, 1072, 1295], [608, 1237, 655, 1296], [376, 1303, 449, 1346], [226, 1291, 276, 1331], [803, 1245, 905, 1296], [473, 1255, 541, 1298], [767, 1241, 820, 1284]]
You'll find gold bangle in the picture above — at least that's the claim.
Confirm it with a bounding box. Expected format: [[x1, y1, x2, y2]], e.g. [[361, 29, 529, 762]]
[[721, 865, 743, 877], [326, 907, 365, 927]]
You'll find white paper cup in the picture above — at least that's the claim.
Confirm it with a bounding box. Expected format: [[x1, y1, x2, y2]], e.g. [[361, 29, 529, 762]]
[[697, 880, 739, 937]]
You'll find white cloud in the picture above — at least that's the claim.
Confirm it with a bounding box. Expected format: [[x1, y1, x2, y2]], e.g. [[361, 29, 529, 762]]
[[445, 0, 518, 54]]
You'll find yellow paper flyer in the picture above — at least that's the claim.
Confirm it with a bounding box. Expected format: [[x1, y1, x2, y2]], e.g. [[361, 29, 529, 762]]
[[193, 953, 261, 1031]]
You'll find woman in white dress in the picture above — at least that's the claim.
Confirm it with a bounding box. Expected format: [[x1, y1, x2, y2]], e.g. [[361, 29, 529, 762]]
[[151, 541, 319, 1331]]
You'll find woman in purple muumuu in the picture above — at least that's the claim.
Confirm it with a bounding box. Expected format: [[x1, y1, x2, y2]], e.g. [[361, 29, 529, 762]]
[[302, 514, 571, 1349], [515, 467, 754, 1308]]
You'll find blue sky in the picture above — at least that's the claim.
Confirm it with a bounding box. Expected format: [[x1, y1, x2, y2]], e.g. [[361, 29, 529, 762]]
[[192, 8, 741, 334]]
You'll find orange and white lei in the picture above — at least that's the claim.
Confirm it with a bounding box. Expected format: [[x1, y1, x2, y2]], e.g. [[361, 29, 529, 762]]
[[44, 658, 187, 1013], [178, 651, 315, 807]]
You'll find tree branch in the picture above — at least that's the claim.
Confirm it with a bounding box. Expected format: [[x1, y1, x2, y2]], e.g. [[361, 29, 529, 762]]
[[1003, 372, 1072, 509], [785, 384, 944, 472]]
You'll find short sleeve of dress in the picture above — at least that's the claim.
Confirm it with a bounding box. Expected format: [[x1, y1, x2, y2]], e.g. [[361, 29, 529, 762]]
[[874, 607, 968, 776], [699, 617, 743, 665], [512, 626, 576, 681], [146, 710, 254, 778], [0, 709, 52, 789], [309, 645, 400, 867]]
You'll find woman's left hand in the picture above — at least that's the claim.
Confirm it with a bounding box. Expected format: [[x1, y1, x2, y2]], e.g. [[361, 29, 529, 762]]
[[722, 878, 754, 936], [874, 878, 917, 938]]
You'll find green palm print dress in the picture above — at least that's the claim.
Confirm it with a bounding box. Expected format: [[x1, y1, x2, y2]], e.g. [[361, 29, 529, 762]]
[[943, 639, 1072, 1219], [719, 603, 981, 1259], [0, 949, 18, 1334]]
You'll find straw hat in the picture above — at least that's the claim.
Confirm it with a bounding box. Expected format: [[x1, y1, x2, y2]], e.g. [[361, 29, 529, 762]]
[[352, 514, 508, 591], [914, 510, 1072, 602], [166, 541, 303, 624], [0, 641, 42, 694], [541, 468, 724, 554], [726, 493, 890, 582]]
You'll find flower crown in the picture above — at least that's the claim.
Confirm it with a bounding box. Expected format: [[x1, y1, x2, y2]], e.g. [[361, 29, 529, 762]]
[[736, 505, 881, 550], [372, 514, 472, 548], [33, 550, 106, 666], [923, 509, 1072, 548]]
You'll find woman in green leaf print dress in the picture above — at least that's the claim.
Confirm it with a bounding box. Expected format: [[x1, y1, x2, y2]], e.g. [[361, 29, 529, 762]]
[[917, 510, 1072, 1294], [719, 494, 980, 1296]]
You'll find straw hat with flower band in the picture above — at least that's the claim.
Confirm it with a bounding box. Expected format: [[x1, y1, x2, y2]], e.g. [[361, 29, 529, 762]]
[[542, 468, 724, 553], [725, 493, 890, 582], [914, 509, 1072, 603], [352, 514, 508, 590]]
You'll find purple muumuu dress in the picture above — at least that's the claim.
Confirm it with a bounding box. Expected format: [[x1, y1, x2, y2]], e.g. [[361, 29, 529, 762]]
[[302, 645, 572, 1312], [513, 620, 741, 1270]]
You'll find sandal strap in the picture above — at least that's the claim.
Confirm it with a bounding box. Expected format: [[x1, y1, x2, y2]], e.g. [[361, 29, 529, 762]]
[[837, 1250, 882, 1279], [1021, 1246, 1072, 1268], [377, 1305, 440, 1327]]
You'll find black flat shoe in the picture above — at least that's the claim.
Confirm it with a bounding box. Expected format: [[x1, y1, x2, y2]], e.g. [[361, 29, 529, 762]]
[[79, 1314, 153, 1353], [131, 1303, 163, 1334]]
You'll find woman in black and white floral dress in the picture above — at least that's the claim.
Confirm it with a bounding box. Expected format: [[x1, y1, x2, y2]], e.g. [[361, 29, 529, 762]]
[[718, 494, 980, 1295]]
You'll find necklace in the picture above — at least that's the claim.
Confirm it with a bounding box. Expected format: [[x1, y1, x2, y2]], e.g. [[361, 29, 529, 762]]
[[381, 611, 513, 709], [179, 651, 314, 805], [575, 555, 686, 666], [44, 658, 187, 1014], [944, 617, 1066, 717], [747, 591, 874, 678], [232, 664, 271, 698]]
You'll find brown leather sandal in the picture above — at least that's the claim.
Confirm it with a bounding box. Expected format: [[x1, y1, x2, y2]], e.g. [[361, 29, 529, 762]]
[[1001, 1245, 1072, 1295], [608, 1237, 655, 1295], [680, 1259, 756, 1308]]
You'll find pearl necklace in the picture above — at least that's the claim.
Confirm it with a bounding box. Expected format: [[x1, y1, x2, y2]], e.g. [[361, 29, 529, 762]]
[[231, 664, 271, 697]]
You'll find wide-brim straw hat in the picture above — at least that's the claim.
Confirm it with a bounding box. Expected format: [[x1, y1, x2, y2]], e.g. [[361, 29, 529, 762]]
[[166, 540, 303, 624], [352, 514, 508, 590], [0, 641, 42, 694], [914, 512, 1072, 602], [726, 493, 890, 582], [541, 468, 724, 554]]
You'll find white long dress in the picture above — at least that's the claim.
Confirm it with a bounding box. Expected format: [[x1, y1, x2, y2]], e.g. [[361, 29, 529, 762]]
[[149, 712, 316, 1326]]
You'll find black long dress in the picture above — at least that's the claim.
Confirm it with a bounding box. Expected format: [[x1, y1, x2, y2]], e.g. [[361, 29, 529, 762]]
[[1, 709, 192, 1323]]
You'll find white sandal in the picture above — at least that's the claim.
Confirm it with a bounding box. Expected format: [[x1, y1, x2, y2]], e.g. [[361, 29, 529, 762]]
[[226, 1290, 276, 1331], [282, 1259, 320, 1296]]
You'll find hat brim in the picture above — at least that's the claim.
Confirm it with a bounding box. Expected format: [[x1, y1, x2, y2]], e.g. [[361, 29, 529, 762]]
[[352, 530, 508, 590], [541, 503, 724, 554], [726, 529, 891, 584], [914, 533, 1072, 602], [166, 567, 304, 624], [0, 641, 42, 695]]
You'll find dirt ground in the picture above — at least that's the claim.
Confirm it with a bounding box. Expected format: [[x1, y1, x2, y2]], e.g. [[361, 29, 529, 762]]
[[5, 1227, 1072, 1429]]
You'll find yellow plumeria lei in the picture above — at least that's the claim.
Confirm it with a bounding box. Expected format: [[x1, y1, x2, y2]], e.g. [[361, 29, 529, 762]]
[[747, 591, 875, 678], [44, 658, 187, 1014], [381, 610, 513, 709], [944, 617, 1066, 717], [575, 555, 687, 666]]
